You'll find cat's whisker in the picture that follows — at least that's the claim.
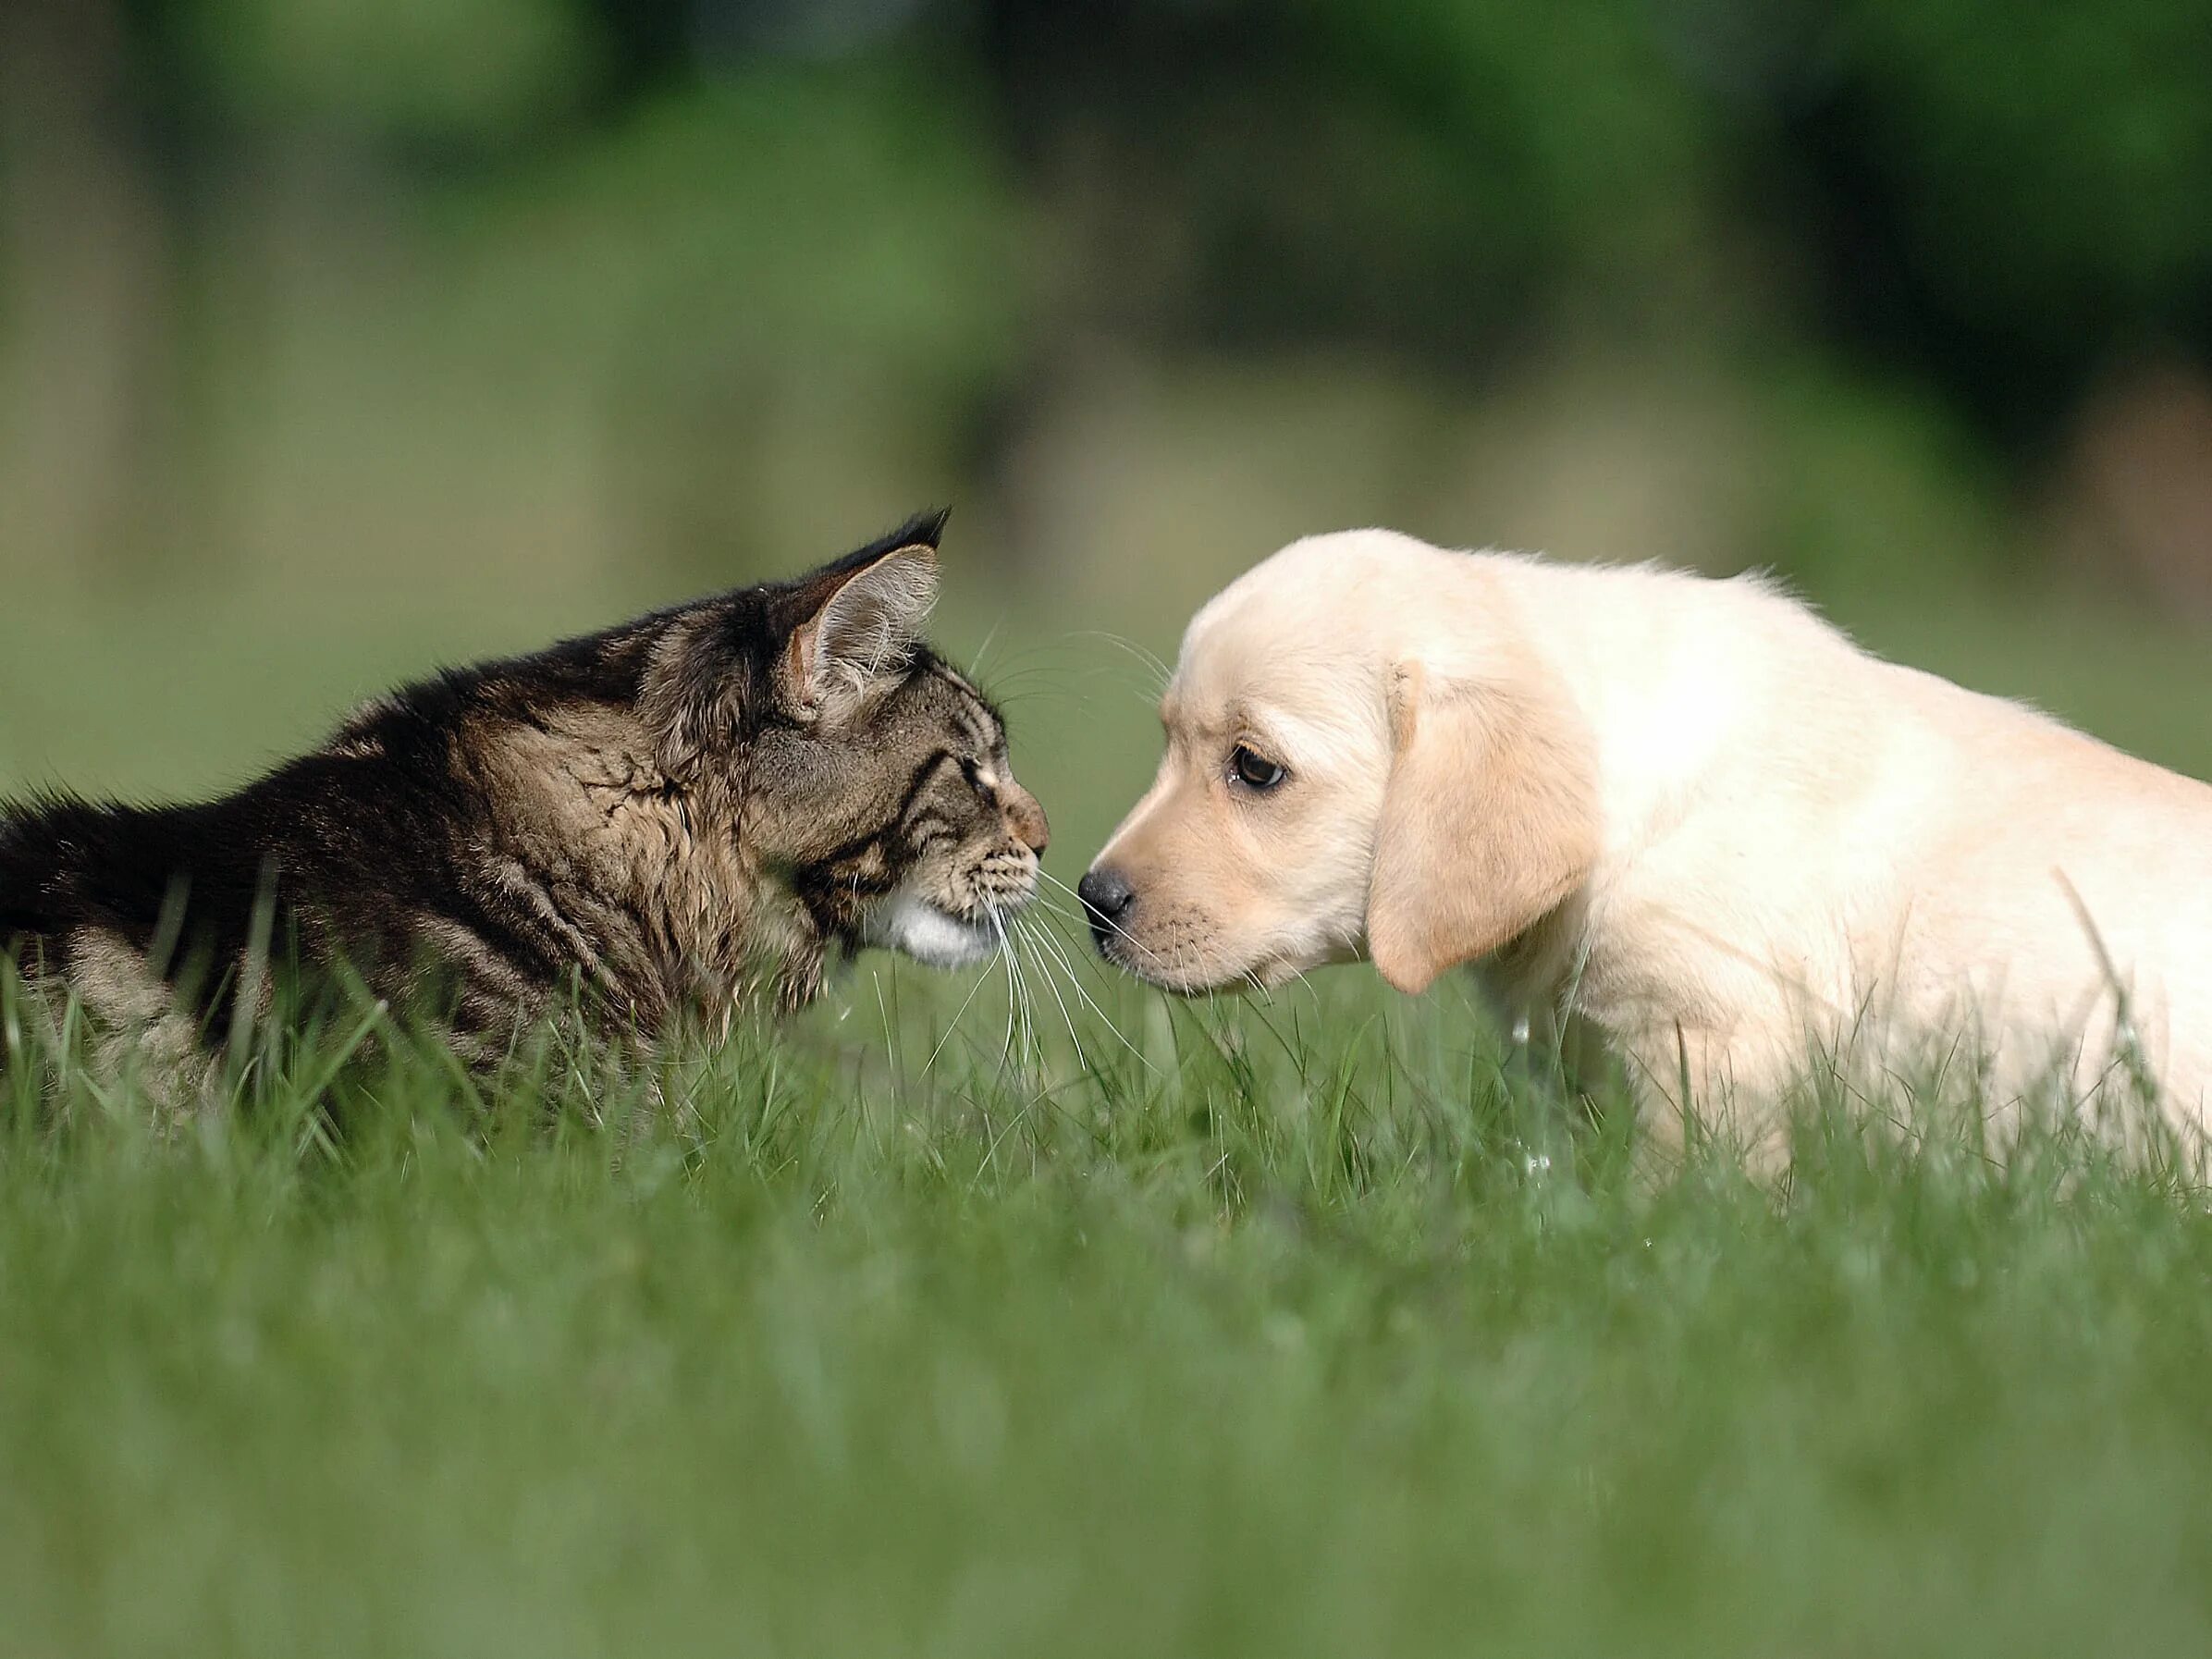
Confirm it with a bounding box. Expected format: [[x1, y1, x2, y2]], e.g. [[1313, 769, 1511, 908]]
[[1070, 629, 1174, 695], [1019, 916, 1177, 1085], [989, 911, 1038, 1080], [1027, 893, 1130, 966], [1013, 913, 1089, 1075], [977, 661, 1074, 690], [1024, 888, 1154, 993], [868, 967, 903, 1086], [989, 918, 1020, 1071], [1000, 928, 1022, 1070], [921, 946, 1002, 1076], [987, 658, 1161, 711], [1019, 933, 1043, 1073], [1033, 875, 1258, 1063], [972, 637, 1064, 675], [1020, 913, 1112, 1058], [1005, 928, 1035, 1072], [1035, 868, 1181, 979], [968, 617, 1005, 678], [1019, 910, 1157, 1075]]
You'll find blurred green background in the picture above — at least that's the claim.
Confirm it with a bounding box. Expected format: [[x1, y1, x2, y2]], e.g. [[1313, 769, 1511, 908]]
[[6, 0, 2212, 854], [9, 16, 2212, 1652]]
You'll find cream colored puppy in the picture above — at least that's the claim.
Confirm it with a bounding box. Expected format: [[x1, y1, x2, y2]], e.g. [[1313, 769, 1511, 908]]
[[1079, 530, 2212, 1141]]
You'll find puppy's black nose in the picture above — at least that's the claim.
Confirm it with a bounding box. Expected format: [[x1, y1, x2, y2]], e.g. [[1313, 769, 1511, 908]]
[[1077, 866, 1136, 948]]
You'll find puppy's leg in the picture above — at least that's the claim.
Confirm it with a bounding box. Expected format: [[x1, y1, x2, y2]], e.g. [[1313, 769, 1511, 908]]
[[1618, 1021, 1800, 1179], [1481, 982, 1631, 1174]]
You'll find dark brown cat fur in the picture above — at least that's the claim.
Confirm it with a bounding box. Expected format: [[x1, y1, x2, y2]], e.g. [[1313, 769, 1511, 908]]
[[0, 513, 1048, 1078]]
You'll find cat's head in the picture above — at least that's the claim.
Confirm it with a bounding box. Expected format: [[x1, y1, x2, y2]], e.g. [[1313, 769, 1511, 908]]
[[640, 512, 1048, 973]]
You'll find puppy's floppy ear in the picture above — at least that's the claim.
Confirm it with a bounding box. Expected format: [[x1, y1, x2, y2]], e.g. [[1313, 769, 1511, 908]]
[[782, 539, 940, 719], [1365, 660, 1598, 994]]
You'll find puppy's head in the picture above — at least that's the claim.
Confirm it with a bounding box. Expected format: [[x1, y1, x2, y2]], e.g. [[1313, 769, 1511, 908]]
[[1081, 531, 1598, 994]]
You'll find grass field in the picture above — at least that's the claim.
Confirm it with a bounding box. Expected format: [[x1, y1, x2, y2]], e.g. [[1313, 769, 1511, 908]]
[[5, 946, 2212, 1659], [6, 582, 2212, 1658]]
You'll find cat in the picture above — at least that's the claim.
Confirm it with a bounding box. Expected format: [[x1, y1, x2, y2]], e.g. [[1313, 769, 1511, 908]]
[[0, 511, 1047, 1079]]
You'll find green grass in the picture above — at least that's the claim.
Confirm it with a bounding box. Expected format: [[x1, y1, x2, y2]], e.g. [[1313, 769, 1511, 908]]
[[4, 933, 2211, 1659], [8, 556, 2212, 1659], [6, 575, 2212, 1658], [15, 172, 2212, 1655]]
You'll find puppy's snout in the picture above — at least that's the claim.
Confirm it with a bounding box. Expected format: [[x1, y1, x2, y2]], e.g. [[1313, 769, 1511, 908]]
[[1077, 866, 1136, 948]]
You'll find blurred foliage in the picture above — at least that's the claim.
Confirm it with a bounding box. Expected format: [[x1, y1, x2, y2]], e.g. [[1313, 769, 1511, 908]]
[[178, 0, 604, 144], [59, 0, 2199, 401], [9, 18, 2212, 1646], [1837, 0, 2212, 327], [1758, 362, 2009, 602], [3, 0, 2210, 628]]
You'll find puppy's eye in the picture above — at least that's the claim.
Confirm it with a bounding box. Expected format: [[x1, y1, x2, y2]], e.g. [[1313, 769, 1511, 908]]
[[1229, 744, 1287, 792]]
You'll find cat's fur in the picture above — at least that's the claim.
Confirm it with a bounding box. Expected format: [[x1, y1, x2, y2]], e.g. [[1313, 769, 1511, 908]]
[[0, 513, 1048, 1075]]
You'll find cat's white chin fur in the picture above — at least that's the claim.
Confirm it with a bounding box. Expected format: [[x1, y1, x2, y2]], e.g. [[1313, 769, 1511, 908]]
[[864, 891, 998, 969]]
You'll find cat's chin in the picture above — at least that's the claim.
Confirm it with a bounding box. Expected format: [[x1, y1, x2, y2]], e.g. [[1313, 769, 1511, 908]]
[[862, 892, 1001, 970]]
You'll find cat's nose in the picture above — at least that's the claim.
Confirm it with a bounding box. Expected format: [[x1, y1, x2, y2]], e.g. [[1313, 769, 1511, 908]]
[[1004, 784, 1049, 855], [1077, 866, 1135, 947]]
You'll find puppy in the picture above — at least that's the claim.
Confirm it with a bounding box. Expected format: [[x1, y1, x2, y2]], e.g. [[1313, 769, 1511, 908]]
[[1081, 530, 2212, 1143]]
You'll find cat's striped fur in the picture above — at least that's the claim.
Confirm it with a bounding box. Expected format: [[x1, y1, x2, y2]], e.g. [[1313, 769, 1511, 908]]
[[0, 514, 1047, 1082]]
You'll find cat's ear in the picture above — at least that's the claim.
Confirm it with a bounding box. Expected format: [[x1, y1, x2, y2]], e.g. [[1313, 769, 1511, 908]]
[[643, 516, 947, 776], [782, 539, 940, 719]]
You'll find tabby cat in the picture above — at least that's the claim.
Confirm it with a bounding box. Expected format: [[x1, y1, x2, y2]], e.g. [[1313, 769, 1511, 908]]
[[0, 513, 1047, 1072]]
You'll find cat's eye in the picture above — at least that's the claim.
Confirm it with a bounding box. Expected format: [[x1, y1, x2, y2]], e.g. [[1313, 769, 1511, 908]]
[[1229, 744, 1287, 792]]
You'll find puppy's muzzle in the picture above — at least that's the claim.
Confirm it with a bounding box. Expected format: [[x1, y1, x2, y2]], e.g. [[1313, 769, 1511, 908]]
[[1076, 865, 1137, 951]]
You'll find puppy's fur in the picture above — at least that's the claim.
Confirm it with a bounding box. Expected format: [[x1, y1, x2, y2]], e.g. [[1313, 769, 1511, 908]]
[[1086, 530, 2212, 1140], [2, 515, 1048, 1079]]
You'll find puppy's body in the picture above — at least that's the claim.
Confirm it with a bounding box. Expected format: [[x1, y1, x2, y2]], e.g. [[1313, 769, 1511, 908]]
[[1086, 531, 2212, 1137], [1481, 553, 2212, 1117], [2, 516, 1048, 1080]]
